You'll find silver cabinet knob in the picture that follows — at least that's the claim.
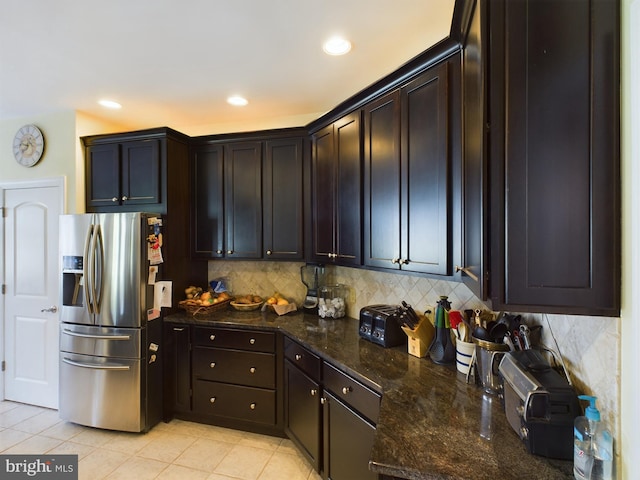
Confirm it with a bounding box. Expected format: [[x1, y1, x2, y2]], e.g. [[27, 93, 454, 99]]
[[295, 354, 302, 361], [111, 197, 118, 202], [121, 196, 128, 201], [342, 386, 352, 395], [320, 397, 326, 405], [391, 258, 399, 264], [210, 397, 216, 404], [210, 334, 216, 341], [310, 389, 318, 396], [227, 250, 233, 254], [249, 338, 256, 345], [249, 367, 256, 374], [266, 250, 272, 255], [250, 403, 256, 410], [210, 362, 216, 368], [216, 250, 223, 254]]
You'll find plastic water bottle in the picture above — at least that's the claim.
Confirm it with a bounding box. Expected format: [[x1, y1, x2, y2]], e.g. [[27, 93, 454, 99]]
[[574, 395, 613, 480]]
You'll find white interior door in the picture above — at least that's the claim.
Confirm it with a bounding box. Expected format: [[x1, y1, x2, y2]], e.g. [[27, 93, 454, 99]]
[[2, 178, 63, 409]]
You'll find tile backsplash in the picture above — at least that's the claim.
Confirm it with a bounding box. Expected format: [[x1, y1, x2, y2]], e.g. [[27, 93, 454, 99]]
[[207, 260, 620, 449]]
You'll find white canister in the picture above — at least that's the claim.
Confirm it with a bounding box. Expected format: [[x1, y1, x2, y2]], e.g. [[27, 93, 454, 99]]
[[455, 339, 475, 375]]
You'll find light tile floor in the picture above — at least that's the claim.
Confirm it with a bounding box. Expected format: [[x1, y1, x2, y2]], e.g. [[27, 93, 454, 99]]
[[0, 401, 322, 480]]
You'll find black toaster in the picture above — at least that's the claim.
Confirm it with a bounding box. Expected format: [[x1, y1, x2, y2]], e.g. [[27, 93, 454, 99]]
[[498, 349, 581, 460], [359, 305, 406, 348]]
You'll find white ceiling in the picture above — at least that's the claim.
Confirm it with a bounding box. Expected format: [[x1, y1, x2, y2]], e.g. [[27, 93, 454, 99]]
[[0, 0, 455, 136]]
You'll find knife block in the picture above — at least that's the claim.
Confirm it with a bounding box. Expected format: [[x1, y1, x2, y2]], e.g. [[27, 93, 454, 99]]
[[401, 313, 435, 358]]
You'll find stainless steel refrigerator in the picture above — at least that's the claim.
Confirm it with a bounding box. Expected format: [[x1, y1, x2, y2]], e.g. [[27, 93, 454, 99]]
[[59, 212, 163, 432]]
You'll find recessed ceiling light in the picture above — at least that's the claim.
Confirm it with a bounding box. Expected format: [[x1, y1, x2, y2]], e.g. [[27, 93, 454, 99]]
[[98, 99, 122, 109], [227, 95, 248, 106], [323, 36, 352, 56]]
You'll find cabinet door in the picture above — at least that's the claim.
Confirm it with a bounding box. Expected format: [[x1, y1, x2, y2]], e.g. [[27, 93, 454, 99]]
[[460, 0, 489, 299], [121, 139, 161, 206], [401, 62, 450, 275], [86, 144, 120, 208], [192, 144, 225, 258], [264, 138, 304, 259], [284, 360, 321, 471], [224, 142, 263, 258], [493, 0, 619, 314], [323, 391, 377, 480], [311, 124, 336, 261], [363, 90, 401, 270], [164, 324, 191, 415], [334, 112, 362, 265]]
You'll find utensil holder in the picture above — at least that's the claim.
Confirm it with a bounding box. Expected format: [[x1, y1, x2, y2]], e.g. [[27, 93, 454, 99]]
[[401, 314, 435, 358]]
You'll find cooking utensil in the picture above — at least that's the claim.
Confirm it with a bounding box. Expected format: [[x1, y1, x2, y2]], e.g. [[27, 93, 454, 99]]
[[457, 322, 468, 342], [519, 324, 532, 349], [428, 297, 455, 365], [489, 321, 509, 343]]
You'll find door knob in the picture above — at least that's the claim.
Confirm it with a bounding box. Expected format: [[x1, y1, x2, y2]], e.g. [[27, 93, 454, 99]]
[[41, 305, 58, 313]]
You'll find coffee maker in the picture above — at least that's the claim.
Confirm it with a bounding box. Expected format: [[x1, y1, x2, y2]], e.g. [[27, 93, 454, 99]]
[[300, 264, 326, 313]]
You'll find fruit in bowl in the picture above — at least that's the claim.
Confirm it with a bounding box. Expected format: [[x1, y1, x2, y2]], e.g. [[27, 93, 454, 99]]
[[230, 294, 264, 311]]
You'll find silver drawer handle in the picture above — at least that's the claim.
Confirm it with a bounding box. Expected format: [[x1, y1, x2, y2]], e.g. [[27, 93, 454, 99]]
[[210, 397, 216, 404], [342, 386, 352, 395], [210, 362, 216, 368], [62, 357, 130, 371], [249, 367, 256, 373], [250, 403, 256, 410], [210, 334, 216, 341], [63, 329, 130, 341]]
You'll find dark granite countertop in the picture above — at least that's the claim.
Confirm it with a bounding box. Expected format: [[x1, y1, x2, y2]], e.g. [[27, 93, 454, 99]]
[[164, 308, 573, 480]]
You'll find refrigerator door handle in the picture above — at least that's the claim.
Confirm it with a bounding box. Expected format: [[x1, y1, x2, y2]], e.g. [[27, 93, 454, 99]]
[[62, 357, 131, 371], [61, 329, 131, 341], [83, 224, 95, 314], [93, 224, 104, 314]]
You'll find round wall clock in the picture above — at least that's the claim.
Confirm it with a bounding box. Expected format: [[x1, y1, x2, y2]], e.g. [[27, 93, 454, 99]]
[[13, 124, 45, 167]]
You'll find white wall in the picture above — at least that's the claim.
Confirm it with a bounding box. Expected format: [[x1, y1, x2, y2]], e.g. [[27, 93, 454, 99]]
[[1, 111, 77, 212], [620, 0, 639, 478]]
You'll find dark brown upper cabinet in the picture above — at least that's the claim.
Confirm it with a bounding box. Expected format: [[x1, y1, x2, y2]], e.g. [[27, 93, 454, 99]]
[[191, 131, 306, 260], [191, 143, 225, 258], [311, 112, 362, 266], [457, 0, 490, 300], [482, 0, 620, 315], [363, 59, 454, 275], [224, 142, 263, 259], [84, 131, 169, 213], [263, 138, 305, 260]]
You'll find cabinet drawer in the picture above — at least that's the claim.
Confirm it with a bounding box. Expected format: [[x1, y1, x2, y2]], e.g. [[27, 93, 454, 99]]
[[193, 380, 276, 425], [193, 327, 275, 352], [192, 347, 275, 388], [323, 362, 381, 425], [284, 336, 321, 381]]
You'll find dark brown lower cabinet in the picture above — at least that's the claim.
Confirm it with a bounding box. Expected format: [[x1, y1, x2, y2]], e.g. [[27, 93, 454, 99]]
[[323, 391, 378, 480], [165, 324, 283, 436], [164, 323, 191, 418], [284, 360, 322, 470]]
